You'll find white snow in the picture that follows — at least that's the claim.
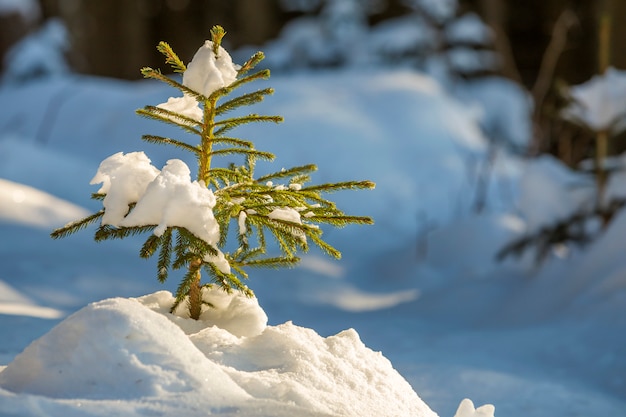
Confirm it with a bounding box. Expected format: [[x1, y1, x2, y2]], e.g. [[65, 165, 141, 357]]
[[0, 290, 438, 417], [90, 151, 160, 226], [156, 95, 203, 123], [182, 40, 238, 97], [120, 158, 219, 245], [562, 67, 626, 134], [238, 209, 247, 235], [1, 42, 626, 417], [203, 248, 232, 275], [268, 207, 302, 224], [156, 38, 238, 117], [453, 398, 495, 417]]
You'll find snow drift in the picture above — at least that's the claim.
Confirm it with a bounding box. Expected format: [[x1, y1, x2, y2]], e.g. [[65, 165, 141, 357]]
[[0, 289, 438, 417]]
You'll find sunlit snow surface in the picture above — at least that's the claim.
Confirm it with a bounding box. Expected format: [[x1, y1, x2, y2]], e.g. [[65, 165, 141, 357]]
[[0, 68, 625, 416]]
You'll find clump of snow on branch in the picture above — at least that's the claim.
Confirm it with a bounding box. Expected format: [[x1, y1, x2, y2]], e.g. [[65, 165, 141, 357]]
[[156, 95, 203, 123], [90, 152, 160, 226], [562, 67, 626, 135], [91, 153, 221, 248], [157, 39, 239, 114]]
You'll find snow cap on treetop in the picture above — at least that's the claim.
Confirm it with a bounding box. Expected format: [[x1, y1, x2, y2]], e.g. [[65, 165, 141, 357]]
[[183, 40, 239, 97]]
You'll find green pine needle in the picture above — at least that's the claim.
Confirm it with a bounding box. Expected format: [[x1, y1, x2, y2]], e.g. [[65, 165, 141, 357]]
[[142, 134, 201, 155], [210, 26, 226, 54], [51, 211, 104, 239], [156, 41, 187, 73], [216, 88, 274, 116], [238, 51, 265, 76]]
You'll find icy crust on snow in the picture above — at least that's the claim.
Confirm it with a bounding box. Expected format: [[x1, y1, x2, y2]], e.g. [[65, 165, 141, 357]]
[[0, 291, 438, 417]]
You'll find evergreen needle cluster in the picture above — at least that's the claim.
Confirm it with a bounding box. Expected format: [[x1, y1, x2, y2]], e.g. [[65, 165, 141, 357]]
[[52, 26, 374, 319]]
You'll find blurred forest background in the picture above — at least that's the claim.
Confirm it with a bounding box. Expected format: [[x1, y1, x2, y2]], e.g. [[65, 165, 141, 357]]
[[0, 0, 625, 165], [0, 0, 622, 82]]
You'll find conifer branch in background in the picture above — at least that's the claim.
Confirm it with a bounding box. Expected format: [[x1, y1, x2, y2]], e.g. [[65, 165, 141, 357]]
[[51, 25, 374, 320]]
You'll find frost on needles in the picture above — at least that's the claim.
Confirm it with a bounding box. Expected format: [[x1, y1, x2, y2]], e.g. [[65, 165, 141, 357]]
[[51, 26, 375, 320]]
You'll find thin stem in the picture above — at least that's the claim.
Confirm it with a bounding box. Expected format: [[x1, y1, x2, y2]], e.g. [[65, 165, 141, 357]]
[[200, 97, 218, 183]]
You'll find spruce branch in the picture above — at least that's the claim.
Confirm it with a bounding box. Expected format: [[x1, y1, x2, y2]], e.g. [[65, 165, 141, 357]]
[[257, 164, 318, 183], [309, 233, 342, 259], [306, 215, 375, 226], [137, 107, 202, 135], [156, 41, 186, 73], [240, 256, 300, 269], [51, 210, 104, 239], [216, 69, 271, 98], [214, 114, 283, 136], [238, 51, 265, 76], [209, 136, 254, 148], [209, 148, 275, 161], [216, 88, 274, 116], [142, 135, 201, 155], [140, 234, 162, 259], [94, 225, 156, 242], [140, 67, 206, 101], [301, 180, 376, 193], [157, 228, 173, 283], [210, 25, 226, 55]]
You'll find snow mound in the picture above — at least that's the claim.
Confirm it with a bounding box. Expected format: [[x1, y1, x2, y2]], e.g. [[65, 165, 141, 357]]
[[0, 291, 438, 416], [139, 289, 267, 338], [0, 297, 249, 402]]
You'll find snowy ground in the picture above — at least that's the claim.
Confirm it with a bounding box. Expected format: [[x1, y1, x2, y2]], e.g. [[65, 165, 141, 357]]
[[0, 68, 625, 416]]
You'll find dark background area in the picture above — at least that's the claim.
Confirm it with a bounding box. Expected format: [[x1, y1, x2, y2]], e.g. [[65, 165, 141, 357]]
[[1, 0, 623, 87]]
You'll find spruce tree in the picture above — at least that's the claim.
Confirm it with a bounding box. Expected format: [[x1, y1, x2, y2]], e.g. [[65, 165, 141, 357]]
[[51, 26, 374, 320]]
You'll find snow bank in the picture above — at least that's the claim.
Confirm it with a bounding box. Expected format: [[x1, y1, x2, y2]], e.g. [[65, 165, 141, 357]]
[[0, 290, 439, 417]]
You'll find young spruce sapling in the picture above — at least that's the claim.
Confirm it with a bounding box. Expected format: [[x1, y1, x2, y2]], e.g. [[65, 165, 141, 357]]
[[52, 26, 374, 319]]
